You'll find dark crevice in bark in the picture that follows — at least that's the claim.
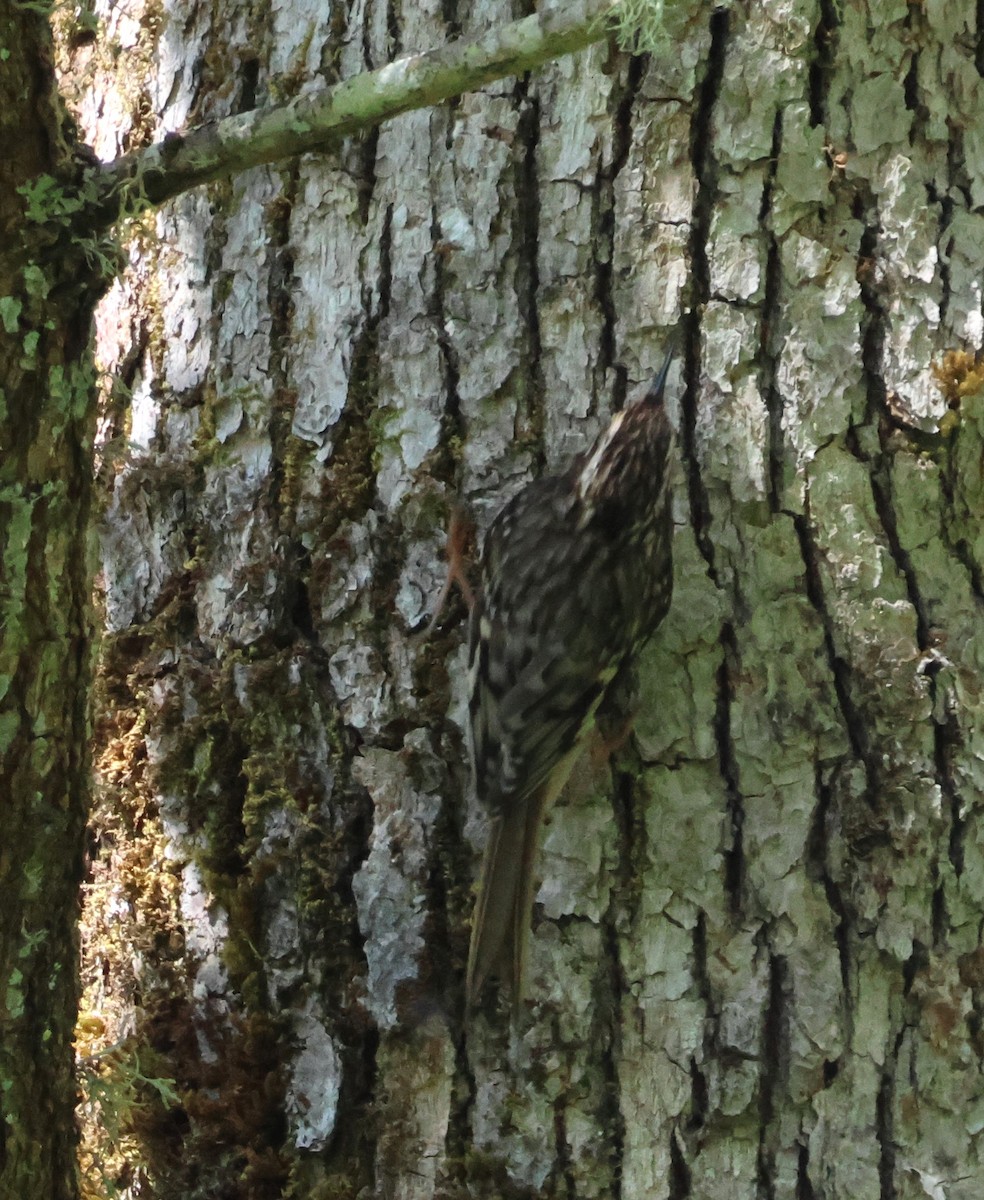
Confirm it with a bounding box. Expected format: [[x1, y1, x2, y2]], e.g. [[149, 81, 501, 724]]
[[608, 46, 644, 165], [850, 215, 931, 650], [598, 769, 642, 1200], [552, 1077, 576, 1199], [689, 1055, 708, 1134], [900, 5, 926, 138], [977, 0, 984, 76], [808, 0, 840, 128], [805, 763, 852, 1017], [939, 443, 984, 601], [689, 911, 711, 1132], [324, 204, 396, 657], [668, 1128, 692, 1199], [877, 1022, 906, 1200], [448, 1031, 477, 1194], [855, 425, 929, 648], [931, 874, 949, 946], [422, 775, 474, 1200], [440, 0, 462, 41], [849, 199, 971, 895], [717, 622, 744, 915], [927, 161, 955, 329], [969, 1005, 984, 1068], [431, 199, 464, 492], [964, 915, 984, 1066], [598, 986, 627, 1199], [288, 562, 316, 640], [759, 108, 786, 512], [356, 127, 380, 225], [304, 202, 390, 553], [796, 1137, 817, 1199], [359, 0, 373, 66], [96, 319, 149, 483], [903, 943, 926, 995], [377, 199, 394, 324], [756, 953, 788, 1200], [597, 52, 646, 415], [683, 6, 729, 580], [422, 760, 468, 1003], [514, 83, 546, 471], [937, 85, 975, 215], [320, 0, 354, 83], [265, 164, 309, 645], [386, 1, 402, 59], [327, 753, 380, 1186], [441, 95, 462, 150], [204, 206, 232, 353], [118, 320, 149, 390], [350, 198, 392, 453], [793, 511, 878, 801], [236, 54, 260, 114], [918, 612, 966, 878], [350, 1025, 381, 1189], [947, 789, 967, 880], [937, 696, 966, 877], [946, 533, 984, 603]]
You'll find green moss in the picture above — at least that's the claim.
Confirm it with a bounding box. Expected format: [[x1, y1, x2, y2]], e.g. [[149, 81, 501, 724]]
[[87, 630, 308, 1197], [0, 296, 22, 332], [0, 709, 18, 750], [5, 969, 24, 1019], [329, 418, 377, 524], [21, 330, 39, 366], [189, 383, 219, 460], [932, 348, 984, 409], [16, 170, 121, 278], [268, 24, 316, 102], [168, 1009, 288, 1196], [22, 264, 48, 298]]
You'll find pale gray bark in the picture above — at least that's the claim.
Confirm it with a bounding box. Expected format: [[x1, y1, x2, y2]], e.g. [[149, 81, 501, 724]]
[[75, 0, 984, 1197], [92, 1, 614, 215]]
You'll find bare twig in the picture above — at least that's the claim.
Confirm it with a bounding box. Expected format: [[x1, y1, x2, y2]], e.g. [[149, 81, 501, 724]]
[[93, 2, 617, 224]]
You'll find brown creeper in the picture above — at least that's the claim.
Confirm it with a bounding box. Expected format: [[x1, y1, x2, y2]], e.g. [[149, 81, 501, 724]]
[[466, 348, 675, 1009]]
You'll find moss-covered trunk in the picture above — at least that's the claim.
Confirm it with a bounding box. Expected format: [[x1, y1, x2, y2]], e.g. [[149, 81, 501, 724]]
[[0, 7, 105, 1198]]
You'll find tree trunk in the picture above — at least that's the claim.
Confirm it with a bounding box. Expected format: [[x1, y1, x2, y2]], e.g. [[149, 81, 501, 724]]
[[66, 1, 984, 1198], [0, 7, 108, 1197]]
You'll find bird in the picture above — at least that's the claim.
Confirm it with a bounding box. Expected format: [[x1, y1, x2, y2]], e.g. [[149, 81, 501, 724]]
[[465, 346, 676, 1011]]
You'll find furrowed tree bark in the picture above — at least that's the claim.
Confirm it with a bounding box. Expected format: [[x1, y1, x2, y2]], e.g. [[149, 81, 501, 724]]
[[0, 7, 110, 1198], [0, 4, 638, 1195], [77, 0, 984, 1195], [1, 2, 621, 1197], [91, 1, 616, 217], [10, 0, 984, 1197]]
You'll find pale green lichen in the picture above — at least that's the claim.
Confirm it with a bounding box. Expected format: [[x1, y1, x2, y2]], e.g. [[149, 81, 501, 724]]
[[606, 0, 682, 54]]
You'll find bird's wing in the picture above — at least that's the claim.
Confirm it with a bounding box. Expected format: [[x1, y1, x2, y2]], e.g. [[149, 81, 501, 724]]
[[467, 475, 623, 815]]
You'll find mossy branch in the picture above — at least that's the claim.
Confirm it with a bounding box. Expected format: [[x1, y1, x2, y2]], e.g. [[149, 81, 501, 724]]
[[92, 2, 620, 224]]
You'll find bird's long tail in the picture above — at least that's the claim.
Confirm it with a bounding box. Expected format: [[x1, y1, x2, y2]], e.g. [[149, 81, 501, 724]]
[[466, 786, 549, 1012]]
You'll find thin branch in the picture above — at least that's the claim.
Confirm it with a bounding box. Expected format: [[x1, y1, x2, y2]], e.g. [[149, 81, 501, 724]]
[[93, 2, 617, 224]]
